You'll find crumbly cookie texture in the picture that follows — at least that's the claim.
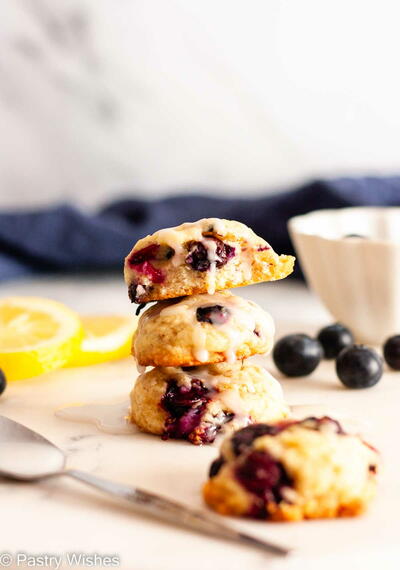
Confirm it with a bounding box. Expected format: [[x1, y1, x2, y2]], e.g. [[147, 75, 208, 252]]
[[132, 291, 275, 367], [203, 417, 379, 520], [124, 218, 295, 303], [130, 361, 289, 445]]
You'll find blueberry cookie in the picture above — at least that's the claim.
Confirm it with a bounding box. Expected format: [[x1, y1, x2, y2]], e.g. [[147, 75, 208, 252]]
[[203, 417, 379, 520], [124, 218, 295, 303], [132, 291, 275, 367], [130, 361, 289, 445]]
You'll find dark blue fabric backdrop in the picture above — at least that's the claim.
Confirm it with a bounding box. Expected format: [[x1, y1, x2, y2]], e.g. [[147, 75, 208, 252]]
[[1, 176, 400, 281]]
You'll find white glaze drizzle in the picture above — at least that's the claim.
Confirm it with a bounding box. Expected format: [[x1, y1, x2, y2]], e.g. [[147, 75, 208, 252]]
[[180, 364, 221, 389], [156, 228, 191, 267], [203, 238, 220, 295], [134, 219, 231, 273], [210, 218, 226, 235], [216, 295, 262, 363], [223, 348, 237, 364], [153, 292, 274, 365], [217, 388, 247, 416], [156, 220, 223, 268], [176, 365, 248, 418], [191, 325, 210, 362], [241, 243, 254, 281]]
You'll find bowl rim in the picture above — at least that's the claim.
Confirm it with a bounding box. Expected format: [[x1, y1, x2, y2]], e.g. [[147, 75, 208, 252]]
[[288, 206, 400, 245]]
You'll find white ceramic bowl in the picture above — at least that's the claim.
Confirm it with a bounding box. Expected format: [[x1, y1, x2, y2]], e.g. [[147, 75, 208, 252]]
[[288, 207, 400, 345]]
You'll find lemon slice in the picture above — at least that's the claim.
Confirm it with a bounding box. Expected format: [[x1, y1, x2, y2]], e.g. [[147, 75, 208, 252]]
[[68, 315, 137, 367], [0, 296, 83, 381]]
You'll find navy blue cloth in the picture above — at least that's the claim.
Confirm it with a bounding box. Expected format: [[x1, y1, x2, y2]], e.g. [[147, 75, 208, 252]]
[[1, 176, 400, 281]]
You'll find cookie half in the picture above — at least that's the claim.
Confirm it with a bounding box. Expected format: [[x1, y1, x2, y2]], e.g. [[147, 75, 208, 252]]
[[130, 361, 289, 445], [132, 291, 275, 367], [124, 218, 295, 303], [204, 417, 379, 520]]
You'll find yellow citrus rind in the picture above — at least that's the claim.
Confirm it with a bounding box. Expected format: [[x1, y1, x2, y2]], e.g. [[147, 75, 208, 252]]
[[0, 296, 83, 381], [68, 315, 137, 367]]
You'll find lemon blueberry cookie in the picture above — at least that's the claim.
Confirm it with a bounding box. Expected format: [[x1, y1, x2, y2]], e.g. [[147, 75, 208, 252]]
[[132, 291, 275, 367], [203, 417, 379, 520], [124, 218, 295, 303], [130, 361, 289, 445]]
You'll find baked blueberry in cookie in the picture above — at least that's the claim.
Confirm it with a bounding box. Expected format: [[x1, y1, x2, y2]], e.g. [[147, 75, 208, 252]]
[[131, 291, 275, 367], [130, 361, 290, 445], [186, 238, 235, 272], [160, 378, 231, 444], [204, 416, 379, 520], [196, 305, 231, 325], [128, 244, 175, 283], [124, 218, 295, 303], [235, 451, 293, 518]]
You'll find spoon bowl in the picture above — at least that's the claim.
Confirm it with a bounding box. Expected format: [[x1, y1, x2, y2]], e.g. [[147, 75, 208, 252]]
[[0, 416, 65, 480]]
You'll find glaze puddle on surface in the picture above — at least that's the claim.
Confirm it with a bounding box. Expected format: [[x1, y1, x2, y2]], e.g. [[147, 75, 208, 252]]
[[56, 401, 137, 435]]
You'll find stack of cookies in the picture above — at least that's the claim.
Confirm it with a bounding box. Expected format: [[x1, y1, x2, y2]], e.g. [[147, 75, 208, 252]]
[[124, 218, 295, 445]]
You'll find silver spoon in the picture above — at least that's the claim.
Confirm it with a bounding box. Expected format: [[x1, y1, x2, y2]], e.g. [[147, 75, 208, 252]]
[[0, 415, 291, 557]]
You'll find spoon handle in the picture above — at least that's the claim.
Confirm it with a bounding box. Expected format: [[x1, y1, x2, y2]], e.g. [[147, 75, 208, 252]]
[[65, 469, 290, 557]]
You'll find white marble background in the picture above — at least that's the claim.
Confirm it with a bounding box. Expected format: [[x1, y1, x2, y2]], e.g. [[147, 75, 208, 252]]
[[1, 0, 400, 209]]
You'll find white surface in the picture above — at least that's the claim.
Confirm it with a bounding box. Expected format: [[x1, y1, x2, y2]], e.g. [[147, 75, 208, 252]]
[[289, 207, 400, 344], [0, 277, 399, 570], [2, 0, 400, 207]]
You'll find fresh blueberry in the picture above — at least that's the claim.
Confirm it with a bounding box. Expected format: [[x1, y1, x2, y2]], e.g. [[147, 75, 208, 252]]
[[196, 305, 231, 325], [272, 334, 323, 377], [383, 335, 400, 370], [317, 323, 354, 359], [336, 345, 383, 388], [0, 370, 6, 395]]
